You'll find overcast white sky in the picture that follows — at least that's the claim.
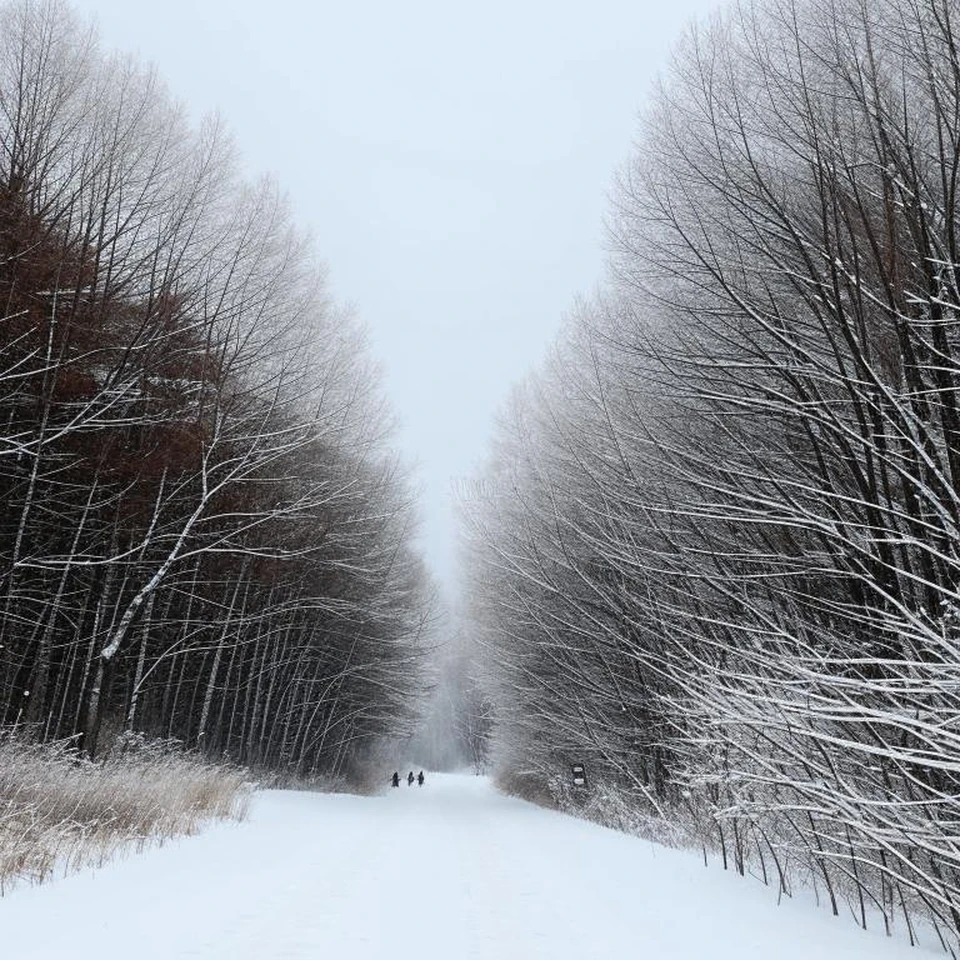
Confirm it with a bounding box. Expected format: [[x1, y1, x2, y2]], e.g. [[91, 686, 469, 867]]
[[70, 0, 715, 593]]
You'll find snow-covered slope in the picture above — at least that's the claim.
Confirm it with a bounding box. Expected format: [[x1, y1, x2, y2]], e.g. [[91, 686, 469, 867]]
[[0, 774, 937, 959]]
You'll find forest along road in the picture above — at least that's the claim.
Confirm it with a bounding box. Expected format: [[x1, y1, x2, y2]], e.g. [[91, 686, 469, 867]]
[[0, 773, 937, 960]]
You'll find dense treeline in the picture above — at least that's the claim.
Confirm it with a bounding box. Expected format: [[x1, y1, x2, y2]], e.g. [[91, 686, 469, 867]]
[[0, 0, 431, 779], [463, 0, 960, 948]]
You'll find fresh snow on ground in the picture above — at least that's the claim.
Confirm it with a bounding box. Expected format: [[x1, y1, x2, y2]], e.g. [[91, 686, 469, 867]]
[[0, 773, 939, 959]]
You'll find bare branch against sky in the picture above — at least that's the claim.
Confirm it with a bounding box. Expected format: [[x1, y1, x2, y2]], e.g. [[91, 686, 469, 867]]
[[68, 0, 716, 590]]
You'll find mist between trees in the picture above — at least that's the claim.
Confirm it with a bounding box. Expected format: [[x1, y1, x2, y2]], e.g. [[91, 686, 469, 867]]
[[460, 0, 960, 951], [0, 0, 434, 782]]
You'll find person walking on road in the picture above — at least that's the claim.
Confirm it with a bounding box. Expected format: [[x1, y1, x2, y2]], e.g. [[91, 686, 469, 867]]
[[407, 771, 415, 786], [391, 771, 400, 788], [417, 771, 425, 786]]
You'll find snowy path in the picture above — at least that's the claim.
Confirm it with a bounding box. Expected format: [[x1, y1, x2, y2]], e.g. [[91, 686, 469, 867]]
[[0, 774, 937, 959]]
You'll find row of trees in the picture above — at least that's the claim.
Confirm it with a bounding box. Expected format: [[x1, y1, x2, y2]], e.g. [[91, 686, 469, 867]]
[[463, 0, 960, 948], [0, 0, 432, 779]]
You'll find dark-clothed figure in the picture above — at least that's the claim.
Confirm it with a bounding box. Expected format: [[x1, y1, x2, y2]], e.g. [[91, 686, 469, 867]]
[[407, 771, 415, 786], [391, 771, 400, 788], [417, 771, 424, 786]]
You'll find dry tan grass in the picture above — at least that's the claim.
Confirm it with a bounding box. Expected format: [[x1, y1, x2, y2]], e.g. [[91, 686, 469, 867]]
[[0, 732, 251, 894]]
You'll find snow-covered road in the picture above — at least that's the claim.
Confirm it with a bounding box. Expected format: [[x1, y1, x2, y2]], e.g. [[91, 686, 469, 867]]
[[0, 774, 937, 959]]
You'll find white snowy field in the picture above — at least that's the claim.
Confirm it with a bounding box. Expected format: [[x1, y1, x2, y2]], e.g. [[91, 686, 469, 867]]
[[0, 773, 939, 959]]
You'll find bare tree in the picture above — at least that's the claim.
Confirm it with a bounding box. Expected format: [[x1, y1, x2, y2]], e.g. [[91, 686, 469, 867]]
[[0, 0, 432, 784], [464, 0, 960, 947]]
